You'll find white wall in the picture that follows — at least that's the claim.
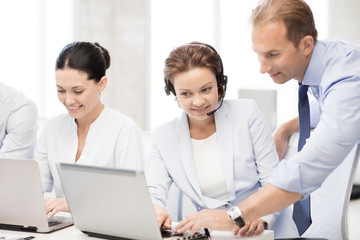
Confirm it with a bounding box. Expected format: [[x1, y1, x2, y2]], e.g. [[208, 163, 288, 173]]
[[328, 0, 360, 41], [73, 0, 151, 130], [3, 0, 360, 131], [0, 0, 73, 119]]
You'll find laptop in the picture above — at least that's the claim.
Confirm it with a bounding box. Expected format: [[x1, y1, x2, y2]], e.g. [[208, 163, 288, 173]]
[[56, 162, 206, 240], [0, 158, 73, 233]]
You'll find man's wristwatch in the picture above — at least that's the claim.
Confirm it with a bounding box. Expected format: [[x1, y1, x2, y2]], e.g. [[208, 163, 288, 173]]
[[225, 203, 245, 228]]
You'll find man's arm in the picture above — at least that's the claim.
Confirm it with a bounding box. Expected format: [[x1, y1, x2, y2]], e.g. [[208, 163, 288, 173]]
[[174, 184, 302, 236], [239, 184, 302, 223], [273, 117, 299, 160]]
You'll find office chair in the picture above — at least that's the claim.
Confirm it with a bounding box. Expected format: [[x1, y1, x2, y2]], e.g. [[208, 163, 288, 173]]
[[277, 132, 360, 240]]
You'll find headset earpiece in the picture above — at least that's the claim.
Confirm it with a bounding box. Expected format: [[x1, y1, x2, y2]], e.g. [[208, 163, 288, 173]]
[[222, 75, 228, 87], [164, 86, 170, 95], [164, 78, 176, 96]]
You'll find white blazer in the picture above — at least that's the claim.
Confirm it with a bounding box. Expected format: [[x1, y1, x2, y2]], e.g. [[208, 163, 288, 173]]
[[146, 99, 280, 227]]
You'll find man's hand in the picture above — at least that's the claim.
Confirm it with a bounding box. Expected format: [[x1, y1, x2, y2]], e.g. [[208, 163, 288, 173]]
[[233, 219, 266, 237], [273, 117, 299, 159], [273, 128, 291, 160]]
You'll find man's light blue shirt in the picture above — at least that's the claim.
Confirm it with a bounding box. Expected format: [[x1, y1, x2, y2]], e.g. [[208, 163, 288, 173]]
[[269, 40, 360, 197]]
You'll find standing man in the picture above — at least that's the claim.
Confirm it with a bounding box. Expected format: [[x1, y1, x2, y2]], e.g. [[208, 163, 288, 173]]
[[0, 82, 38, 159], [174, 0, 360, 237]]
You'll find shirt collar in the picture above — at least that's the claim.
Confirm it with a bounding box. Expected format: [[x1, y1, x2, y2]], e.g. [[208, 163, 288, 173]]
[[302, 40, 326, 87]]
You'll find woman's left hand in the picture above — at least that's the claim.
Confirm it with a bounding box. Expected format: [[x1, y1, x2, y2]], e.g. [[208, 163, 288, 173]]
[[174, 209, 236, 235], [44, 197, 70, 218]]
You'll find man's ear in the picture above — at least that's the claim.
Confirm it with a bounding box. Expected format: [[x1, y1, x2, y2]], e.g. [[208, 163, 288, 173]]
[[301, 35, 314, 56]]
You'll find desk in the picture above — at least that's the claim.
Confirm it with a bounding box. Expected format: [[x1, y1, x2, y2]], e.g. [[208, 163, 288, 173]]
[[0, 226, 274, 240]]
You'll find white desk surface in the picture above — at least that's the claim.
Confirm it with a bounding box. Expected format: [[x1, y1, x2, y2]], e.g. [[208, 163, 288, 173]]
[[0, 226, 274, 240]]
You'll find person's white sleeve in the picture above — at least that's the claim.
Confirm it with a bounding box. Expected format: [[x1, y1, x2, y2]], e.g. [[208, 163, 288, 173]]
[[115, 123, 144, 171], [249, 100, 279, 184], [145, 141, 173, 208], [248, 100, 280, 229], [0, 102, 38, 159]]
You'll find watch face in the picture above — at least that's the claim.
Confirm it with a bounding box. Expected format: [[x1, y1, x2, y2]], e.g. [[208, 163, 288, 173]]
[[229, 206, 241, 219]]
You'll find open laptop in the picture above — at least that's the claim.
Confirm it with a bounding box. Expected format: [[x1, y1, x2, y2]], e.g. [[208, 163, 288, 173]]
[[56, 162, 206, 240], [0, 158, 73, 233]]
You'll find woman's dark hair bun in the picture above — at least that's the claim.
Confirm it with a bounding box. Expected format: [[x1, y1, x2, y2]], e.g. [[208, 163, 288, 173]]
[[94, 42, 111, 70]]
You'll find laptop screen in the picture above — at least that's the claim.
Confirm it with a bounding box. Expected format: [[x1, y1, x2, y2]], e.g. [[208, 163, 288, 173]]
[[57, 163, 205, 240]]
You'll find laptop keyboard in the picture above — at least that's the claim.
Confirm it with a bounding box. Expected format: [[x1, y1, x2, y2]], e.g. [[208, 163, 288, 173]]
[[160, 227, 184, 237], [160, 226, 205, 239], [48, 221, 61, 227]]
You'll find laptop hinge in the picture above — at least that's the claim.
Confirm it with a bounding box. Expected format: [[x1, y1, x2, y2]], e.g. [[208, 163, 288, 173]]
[[82, 231, 129, 240], [0, 223, 37, 232]]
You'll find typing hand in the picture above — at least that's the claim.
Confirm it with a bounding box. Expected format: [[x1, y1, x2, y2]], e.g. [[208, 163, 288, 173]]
[[233, 219, 266, 237], [44, 198, 70, 218], [175, 209, 234, 236], [153, 204, 172, 229]]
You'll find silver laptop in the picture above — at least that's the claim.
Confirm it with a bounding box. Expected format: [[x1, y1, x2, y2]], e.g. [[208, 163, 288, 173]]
[[0, 158, 73, 233], [56, 162, 206, 240]]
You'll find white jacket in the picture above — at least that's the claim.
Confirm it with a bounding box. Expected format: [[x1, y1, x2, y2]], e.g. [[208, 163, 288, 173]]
[[146, 99, 279, 228]]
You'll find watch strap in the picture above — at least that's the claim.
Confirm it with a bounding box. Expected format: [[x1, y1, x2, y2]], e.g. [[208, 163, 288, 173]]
[[233, 214, 245, 228]]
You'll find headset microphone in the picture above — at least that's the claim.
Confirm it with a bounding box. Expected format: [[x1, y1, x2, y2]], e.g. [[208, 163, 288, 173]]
[[207, 97, 224, 116], [206, 108, 217, 116]]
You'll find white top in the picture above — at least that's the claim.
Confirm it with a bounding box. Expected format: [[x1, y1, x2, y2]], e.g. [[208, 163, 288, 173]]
[[35, 105, 144, 197], [0, 83, 38, 159], [192, 133, 229, 201]]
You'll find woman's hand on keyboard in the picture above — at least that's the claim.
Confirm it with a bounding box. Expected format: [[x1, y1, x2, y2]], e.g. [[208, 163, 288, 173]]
[[153, 204, 172, 229], [44, 197, 70, 218]]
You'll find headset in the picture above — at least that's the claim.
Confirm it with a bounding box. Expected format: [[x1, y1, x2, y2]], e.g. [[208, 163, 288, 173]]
[[164, 42, 228, 98]]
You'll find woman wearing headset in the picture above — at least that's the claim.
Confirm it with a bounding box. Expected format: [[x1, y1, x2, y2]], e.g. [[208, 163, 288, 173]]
[[35, 41, 143, 218], [145, 42, 294, 237]]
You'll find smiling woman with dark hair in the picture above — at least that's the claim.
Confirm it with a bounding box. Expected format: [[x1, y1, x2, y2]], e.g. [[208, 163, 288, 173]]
[[35, 41, 143, 218]]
